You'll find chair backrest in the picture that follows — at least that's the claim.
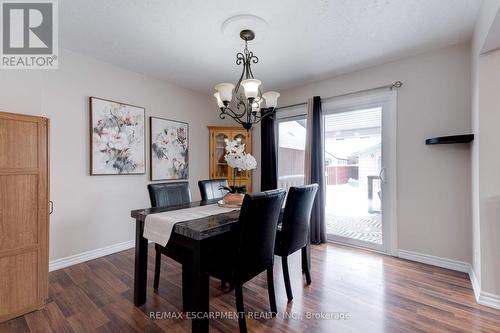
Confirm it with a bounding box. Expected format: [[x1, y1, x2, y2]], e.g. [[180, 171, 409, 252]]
[[147, 182, 191, 208], [234, 189, 286, 283], [198, 179, 229, 201], [280, 184, 318, 255]]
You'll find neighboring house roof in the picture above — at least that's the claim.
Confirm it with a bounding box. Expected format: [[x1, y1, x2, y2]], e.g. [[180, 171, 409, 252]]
[[352, 143, 381, 156], [325, 107, 381, 133], [278, 120, 306, 150]]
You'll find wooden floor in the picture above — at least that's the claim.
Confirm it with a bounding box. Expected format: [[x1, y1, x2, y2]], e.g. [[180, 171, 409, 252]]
[[2, 243, 500, 333]]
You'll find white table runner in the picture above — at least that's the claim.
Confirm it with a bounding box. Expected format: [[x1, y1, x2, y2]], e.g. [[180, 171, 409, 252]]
[[143, 204, 239, 246]]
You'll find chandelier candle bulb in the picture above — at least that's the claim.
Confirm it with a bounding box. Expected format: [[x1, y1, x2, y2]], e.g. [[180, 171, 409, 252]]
[[214, 92, 224, 108], [262, 91, 280, 108], [241, 79, 261, 99], [214, 83, 235, 103]]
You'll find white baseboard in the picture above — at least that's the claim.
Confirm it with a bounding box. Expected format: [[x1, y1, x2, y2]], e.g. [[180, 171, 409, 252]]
[[469, 267, 481, 301], [469, 268, 500, 310], [397, 249, 471, 273], [397, 250, 500, 310], [478, 290, 500, 310], [49, 240, 135, 272]]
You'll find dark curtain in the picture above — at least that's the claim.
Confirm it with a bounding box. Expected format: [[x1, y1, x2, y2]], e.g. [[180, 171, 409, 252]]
[[309, 96, 327, 244], [260, 111, 278, 191]]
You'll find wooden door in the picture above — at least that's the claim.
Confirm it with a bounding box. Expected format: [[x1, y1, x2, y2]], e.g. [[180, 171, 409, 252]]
[[0, 112, 49, 322]]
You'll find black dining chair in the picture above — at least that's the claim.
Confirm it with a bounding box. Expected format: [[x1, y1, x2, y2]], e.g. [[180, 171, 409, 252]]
[[274, 184, 318, 302], [148, 181, 192, 208], [198, 179, 229, 202], [205, 189, 286, 333], [147, 182, 191, 298]]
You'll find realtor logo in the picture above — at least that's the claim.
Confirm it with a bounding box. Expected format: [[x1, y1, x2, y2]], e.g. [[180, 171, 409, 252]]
[[1, 0, 58, 69]]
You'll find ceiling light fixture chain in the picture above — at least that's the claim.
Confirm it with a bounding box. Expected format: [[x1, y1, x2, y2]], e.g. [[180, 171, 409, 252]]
[[214, 29, 279, 131]]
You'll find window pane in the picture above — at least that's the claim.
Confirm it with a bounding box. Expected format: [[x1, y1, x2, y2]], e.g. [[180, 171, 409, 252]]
[[278, 119, 307, 191], [324, 107, 382, 245]]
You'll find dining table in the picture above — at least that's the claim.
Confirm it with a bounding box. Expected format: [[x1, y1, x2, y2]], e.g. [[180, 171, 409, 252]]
[[130, 199, 308, 333], [130, 199, 241, 333]]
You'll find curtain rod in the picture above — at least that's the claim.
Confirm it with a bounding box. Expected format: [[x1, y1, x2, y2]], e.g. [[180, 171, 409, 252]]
[[275, 81, 403, 111]]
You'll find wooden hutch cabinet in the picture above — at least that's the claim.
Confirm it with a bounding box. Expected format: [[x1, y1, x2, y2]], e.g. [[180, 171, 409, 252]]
[[208, 126, 253, 193], [0, 112, 50, 322]]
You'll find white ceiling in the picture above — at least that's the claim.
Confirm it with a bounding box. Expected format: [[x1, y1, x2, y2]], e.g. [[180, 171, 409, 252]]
[[59, 0, 481, 95]]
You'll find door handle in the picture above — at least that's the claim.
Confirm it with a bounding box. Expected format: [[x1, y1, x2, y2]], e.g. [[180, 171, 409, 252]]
[[49, 201, 54, 215], [378, 167, 387, 184]]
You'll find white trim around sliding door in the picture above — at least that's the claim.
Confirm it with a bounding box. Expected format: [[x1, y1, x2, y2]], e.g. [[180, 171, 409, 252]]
[[322, 90, 398, 255], [385, 90, 398, 255]]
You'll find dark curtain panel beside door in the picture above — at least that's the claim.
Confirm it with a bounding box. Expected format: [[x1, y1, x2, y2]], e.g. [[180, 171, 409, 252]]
[[260, 110, 278, 191], [305, 96, 327, 244]]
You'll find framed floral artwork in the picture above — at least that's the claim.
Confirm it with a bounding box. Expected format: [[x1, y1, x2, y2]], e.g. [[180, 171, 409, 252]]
[[90, 97, 145, 175], [150, 117, 189, 181]]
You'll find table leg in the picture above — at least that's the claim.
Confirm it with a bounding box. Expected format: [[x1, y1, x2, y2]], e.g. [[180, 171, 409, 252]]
[[190, 241, 209, 333], [134, 220, 148, 306], [182, 265, 192, 311]]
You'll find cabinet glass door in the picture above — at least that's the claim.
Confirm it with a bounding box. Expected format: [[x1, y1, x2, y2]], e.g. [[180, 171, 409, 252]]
[[214, 132, 228, 177]]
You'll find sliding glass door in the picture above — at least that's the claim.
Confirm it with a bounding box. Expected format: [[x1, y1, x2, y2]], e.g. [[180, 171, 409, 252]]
[[276, 92, 396, 254], [324, 107, 383, 248], [323, 92, 396, 253]]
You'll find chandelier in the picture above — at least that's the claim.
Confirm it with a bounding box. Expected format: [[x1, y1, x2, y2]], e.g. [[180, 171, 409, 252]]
[[214, 29, 280, 131]]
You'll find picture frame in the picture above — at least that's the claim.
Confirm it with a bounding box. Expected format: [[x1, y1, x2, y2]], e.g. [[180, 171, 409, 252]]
[[150, 116, 189, 181], [89, 97, 146, 175]]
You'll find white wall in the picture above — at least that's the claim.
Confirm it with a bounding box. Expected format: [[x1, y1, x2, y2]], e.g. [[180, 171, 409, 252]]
[[476, 49, 500, 298], [257, 43, 472, 263], [471, 0, 500, 301], [0, 48, 226, 261]]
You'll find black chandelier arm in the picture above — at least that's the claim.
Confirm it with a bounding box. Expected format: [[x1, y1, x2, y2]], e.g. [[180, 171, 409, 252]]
[[250, 112, 262, 121], [255, 108, 275, 120], [221, 107, 241, 122], [234, 62, 246, 96], [219, 106, 246, 124], [220, 111, 243, 125], [236, 52, 245, 65], [234, 100, 248, 117], [246, 108, 275, 126], [247, 57, 258, 76], [245, 107, 274, 124], [234, 47, 259, 89], [235, 93, 246, 107], [245, 49, 258, 64], [250, 54, 259, 64], [244, 52, 258, 81], [218, 105, 275, 129]]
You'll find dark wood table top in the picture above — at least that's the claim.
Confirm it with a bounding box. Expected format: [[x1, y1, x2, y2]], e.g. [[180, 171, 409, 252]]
[[130, 200, 241, 240]]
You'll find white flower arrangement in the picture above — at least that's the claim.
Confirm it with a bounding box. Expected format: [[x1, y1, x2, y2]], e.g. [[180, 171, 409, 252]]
[[224, 139, 257, 171], [222, 139, 257, 193]]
